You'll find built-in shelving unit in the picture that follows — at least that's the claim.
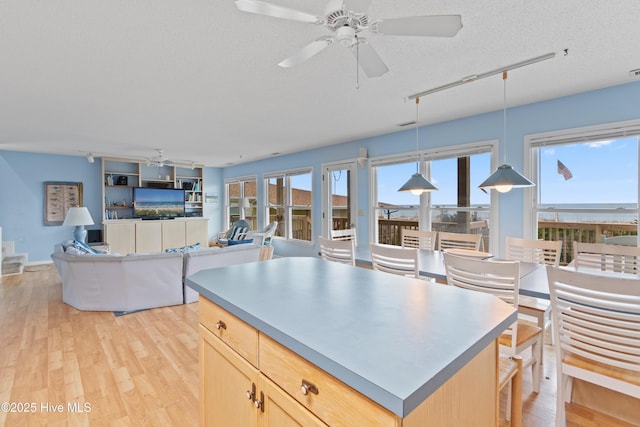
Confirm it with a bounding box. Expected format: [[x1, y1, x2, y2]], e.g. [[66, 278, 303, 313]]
[[102, 158, 204, 221]]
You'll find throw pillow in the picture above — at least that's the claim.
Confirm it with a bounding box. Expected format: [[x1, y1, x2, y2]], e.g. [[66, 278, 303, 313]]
[[63, 239, 107, 255], [229, 226, 248, 241], [165, 242, 201, 253]]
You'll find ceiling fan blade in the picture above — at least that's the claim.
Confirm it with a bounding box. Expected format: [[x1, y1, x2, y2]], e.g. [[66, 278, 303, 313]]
[[371, 15, 462, 37], [343, 0, 371, 12], [235, 0, 322, 24], [278, 37, 334, 68], [351, 40, 389, 78]]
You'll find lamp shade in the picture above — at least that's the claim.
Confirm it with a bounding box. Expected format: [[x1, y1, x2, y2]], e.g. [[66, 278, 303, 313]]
[[398, 173, 438, 195], [63, 207, 95, 226], [478, 164, 535, 193]]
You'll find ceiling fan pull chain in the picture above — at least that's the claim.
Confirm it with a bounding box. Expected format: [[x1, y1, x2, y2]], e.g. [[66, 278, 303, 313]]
[[355, 35, 360, 89]]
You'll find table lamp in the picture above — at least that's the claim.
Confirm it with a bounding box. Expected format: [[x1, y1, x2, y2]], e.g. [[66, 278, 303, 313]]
[[63, 207, 95, 243]]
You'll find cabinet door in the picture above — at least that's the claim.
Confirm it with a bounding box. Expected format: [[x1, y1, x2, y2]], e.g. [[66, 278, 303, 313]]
[[201, 325, 259, 427], [186, 219, 208, 246], [104, 222, 135, 255], [162, 221, 186, 250], [258, 375, 327, 427], [135, 221, 162, 253]]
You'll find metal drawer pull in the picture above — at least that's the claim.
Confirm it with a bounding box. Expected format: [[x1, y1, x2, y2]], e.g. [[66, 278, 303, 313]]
[[246, 382, 256, 400], [300, 380, 319, 395], [254, 391, 264, 412], [215, 320, 227, 330]]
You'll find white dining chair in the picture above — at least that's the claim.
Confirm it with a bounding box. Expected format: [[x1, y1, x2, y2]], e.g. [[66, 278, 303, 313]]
[[506, 236, 563, 348], [330, 228, 357, 247], [572, 241, 640, 274], [319, 236, 355, 266], [401, 229, 437, 250], [369, 244, 419, 278], [437, 232, 482, 251], [506, 236, 562, 266], [546, 266, 640, 427], [443, 253, 542, 401]]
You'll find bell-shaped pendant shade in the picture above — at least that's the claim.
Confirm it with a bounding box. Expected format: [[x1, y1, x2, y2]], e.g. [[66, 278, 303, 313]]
[[398, 172, 438, 195], [478, 164, 535, 193], [479, 71, 535, 193]]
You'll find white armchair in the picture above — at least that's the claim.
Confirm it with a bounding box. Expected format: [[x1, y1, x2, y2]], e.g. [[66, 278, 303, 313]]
[[247, 221, 278, 246]]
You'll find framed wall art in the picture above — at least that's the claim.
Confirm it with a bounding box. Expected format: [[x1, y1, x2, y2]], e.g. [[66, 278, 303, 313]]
[[44, 181, 83, 225]]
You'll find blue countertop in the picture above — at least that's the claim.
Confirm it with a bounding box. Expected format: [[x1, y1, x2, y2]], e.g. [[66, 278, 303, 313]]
[[187, 257, 516, 417]]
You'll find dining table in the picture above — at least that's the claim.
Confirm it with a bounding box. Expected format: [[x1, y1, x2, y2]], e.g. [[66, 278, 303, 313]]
[[355, 246, 549, 299]]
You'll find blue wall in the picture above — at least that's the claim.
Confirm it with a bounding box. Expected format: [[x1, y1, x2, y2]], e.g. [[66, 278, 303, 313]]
[[0, 152, 221, 262], [224, 81, 640, 257], [2, 81, 640, 262]]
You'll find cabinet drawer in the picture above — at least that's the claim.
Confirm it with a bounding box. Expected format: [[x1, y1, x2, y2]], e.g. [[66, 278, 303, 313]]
[[259, 334, 399, 427], [199, 297, 258, 367]]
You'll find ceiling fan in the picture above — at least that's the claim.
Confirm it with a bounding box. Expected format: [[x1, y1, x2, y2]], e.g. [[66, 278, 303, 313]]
[[235, 0, 462, 78], [146, 149, 174, 167]]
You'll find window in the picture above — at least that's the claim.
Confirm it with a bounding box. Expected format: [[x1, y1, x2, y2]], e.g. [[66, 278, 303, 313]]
[[322, 161, 357, 237], [371, 142, 494, 250], [525, 119, 640, 264], [265, 169, 313, 242], [224, 176, 257, 230]]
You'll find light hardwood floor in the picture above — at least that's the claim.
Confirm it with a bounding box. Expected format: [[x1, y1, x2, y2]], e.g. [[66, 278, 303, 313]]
[[0, 266, 636, 426]]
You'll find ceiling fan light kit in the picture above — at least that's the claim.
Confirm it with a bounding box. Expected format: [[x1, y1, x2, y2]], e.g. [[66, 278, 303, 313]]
[[235, 0, 462, 78]]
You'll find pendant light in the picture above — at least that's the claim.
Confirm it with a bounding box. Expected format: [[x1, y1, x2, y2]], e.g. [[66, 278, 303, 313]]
[[479, 71, 534, 193], [398, 97, 438, 195]]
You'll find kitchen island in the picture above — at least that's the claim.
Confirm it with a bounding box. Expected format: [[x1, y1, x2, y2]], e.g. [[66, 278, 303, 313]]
[[187, 257, 516, 426]]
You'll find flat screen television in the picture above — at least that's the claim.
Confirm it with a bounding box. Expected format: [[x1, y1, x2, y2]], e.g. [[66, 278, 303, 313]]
[[133, 187, 185, 219]]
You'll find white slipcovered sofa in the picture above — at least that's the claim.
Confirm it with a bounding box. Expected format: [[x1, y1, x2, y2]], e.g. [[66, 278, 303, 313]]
[[183, 244, 262, 303], [51, 251, 184, 312], [51, 242, 264, 311]]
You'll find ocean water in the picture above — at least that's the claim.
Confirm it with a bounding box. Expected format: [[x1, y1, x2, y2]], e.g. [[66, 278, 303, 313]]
[[538, 203, 638, 223], [379, 203, 639, 223]]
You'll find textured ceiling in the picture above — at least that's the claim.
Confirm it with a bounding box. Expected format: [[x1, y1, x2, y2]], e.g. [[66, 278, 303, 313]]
[[1, 0, 639, 166]]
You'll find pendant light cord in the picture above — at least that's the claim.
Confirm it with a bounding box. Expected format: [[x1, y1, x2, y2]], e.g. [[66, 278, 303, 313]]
[[415, 97, 420, 173], [503, 71, 507, 165]]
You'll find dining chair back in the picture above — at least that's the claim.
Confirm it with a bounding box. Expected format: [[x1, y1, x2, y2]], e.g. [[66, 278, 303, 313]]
[[505, 236, 562, 266], [443, 253, 542, 395], [437, 232, 482, 251], [369, 244, 419, 278], [546, 266, 640, 426], [319, 236, 355, 266], [505, 236, 562, 349], [401, 229, 437, 250], [573, 241, 640, 274], [330, 228, 357, 246]]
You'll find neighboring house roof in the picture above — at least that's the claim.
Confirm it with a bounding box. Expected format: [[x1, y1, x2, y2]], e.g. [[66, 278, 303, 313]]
[[228, 180, 347, 207]]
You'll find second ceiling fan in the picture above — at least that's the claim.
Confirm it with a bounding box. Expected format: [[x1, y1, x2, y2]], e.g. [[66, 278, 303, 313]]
[[235, 0, 463, 78]]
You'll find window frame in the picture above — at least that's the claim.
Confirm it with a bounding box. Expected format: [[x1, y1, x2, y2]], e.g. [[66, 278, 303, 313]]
[[223, 175, 257, 231], [524, 118, 640, 240], [264, 167, 314, 243], [369, 140, 498, 251]]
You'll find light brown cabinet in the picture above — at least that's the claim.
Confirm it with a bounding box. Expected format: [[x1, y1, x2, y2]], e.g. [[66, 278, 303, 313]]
[[199, 298, 324, 427], [199, 296, 499, 427], [104, 218, 208, 254]]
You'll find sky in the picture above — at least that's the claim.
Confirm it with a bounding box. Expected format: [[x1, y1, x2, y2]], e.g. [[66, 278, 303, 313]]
[[538, 137, 637, 205]]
